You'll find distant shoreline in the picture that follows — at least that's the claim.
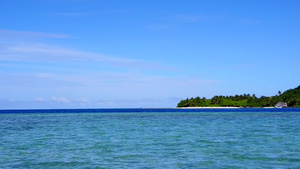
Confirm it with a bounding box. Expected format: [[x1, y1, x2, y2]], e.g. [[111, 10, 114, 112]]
[[177, 107, 274, 109]]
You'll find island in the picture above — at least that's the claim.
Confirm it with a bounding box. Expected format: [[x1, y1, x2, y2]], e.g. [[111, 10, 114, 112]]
[[177, 85, 300, 108]]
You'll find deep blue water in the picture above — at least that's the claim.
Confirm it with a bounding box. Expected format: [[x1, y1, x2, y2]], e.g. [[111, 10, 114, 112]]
[[1, 108, 300, 168]]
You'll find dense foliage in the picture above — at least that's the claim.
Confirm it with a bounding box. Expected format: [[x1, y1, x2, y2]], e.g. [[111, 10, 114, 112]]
[[177, 85, 300, 108]]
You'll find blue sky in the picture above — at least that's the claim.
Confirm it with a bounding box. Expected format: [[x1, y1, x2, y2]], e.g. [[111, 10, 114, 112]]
[[0, 0, 299, 109]]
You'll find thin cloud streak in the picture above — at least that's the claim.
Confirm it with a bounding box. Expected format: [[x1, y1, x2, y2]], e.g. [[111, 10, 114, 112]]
[[48, 12, 90, 17], [0, 29, 175, 71], [0, 29, 69, 39], [209, 64, 258, 71], [1, 71, 220, 95], [0, 43, 176, 71], [176, 15, 209, 23], [148, 14, 225, 31]]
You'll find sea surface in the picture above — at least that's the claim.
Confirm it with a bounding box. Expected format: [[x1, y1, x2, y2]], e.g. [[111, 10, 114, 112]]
[[1, 108, 300, 168]]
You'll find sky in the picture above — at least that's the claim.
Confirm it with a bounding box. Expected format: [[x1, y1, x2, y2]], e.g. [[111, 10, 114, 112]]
[[0, 0, 299, 109]]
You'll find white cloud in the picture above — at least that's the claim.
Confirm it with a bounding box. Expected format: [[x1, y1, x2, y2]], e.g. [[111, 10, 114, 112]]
[[73, 98, 88, 103], [35, 96, 89, 105], [51, 97, 70, 103]]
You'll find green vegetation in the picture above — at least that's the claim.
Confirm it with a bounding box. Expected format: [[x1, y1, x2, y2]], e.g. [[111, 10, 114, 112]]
[[177, 85, 300, 108]]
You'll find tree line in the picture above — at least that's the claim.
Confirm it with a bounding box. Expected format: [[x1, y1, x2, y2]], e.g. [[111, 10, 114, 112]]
[[177, 85, 300, 107]]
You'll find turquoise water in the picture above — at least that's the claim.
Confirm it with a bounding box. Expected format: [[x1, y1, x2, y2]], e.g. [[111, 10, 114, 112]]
[[1, 110, 300, 168]]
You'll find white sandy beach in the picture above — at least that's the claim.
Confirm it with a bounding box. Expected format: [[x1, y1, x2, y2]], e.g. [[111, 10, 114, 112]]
[[177, 107, 274, 109], [178, 107, 243, 109]]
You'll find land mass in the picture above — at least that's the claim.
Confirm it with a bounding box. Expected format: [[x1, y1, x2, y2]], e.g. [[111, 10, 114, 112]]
[[177, 85, 300, 108]]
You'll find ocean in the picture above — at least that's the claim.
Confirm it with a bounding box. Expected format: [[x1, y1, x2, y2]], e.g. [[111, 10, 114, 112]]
[[1, 108, 300, 168]]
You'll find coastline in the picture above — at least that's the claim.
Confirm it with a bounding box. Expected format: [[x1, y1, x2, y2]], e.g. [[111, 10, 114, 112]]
[[177, 107, 275, 109], [178, 107, 242, 109]]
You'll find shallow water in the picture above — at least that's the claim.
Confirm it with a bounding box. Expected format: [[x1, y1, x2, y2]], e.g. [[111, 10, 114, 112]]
[[1, 109, 300, 168]]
